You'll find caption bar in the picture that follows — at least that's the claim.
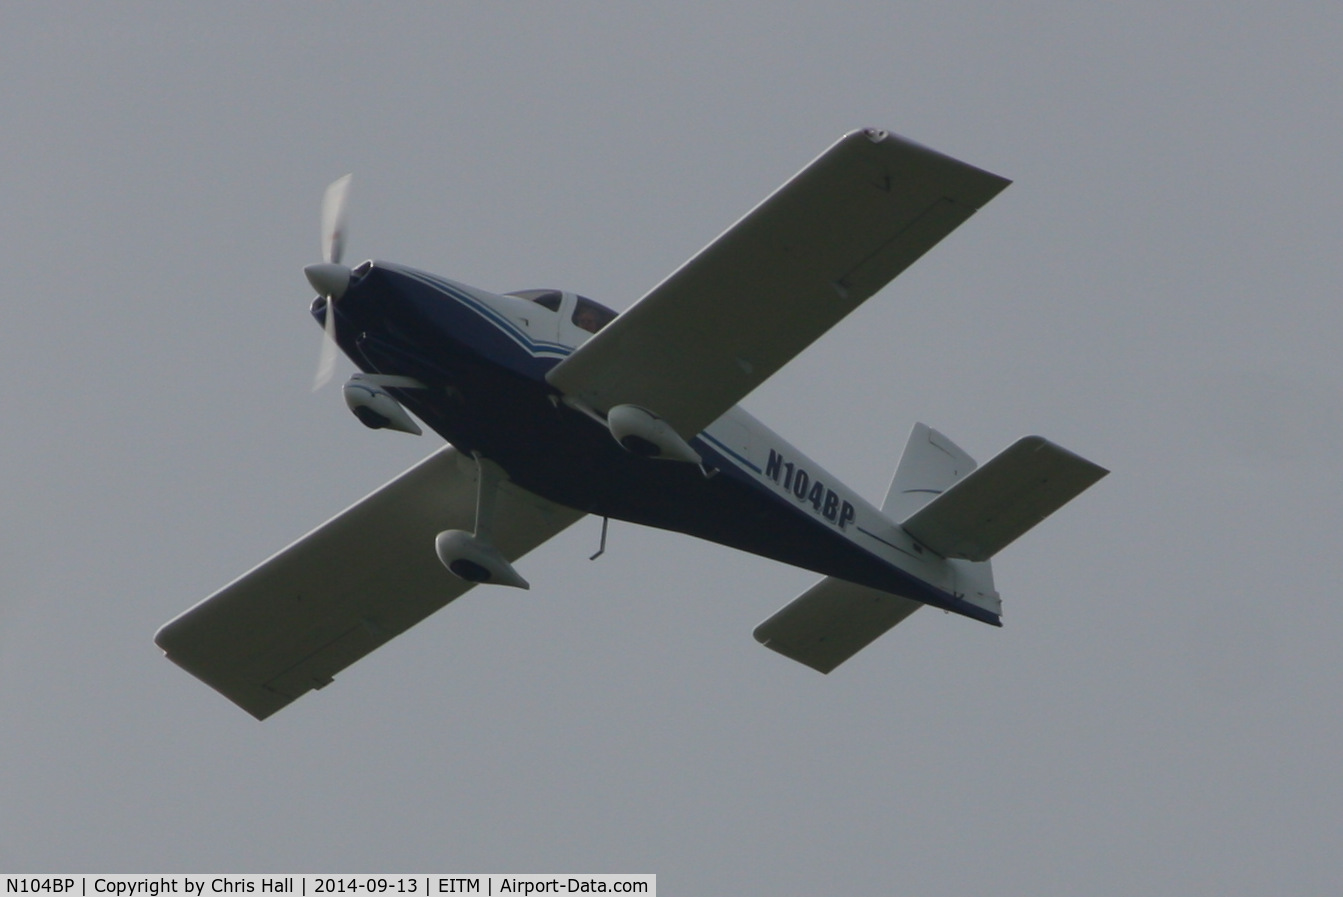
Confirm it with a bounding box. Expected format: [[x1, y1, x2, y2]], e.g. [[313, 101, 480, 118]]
[[3, 878, 653, 897]]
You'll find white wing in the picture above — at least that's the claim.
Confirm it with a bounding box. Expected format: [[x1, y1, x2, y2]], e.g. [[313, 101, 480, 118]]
[[156, 447, 583, 719], [546, 129, 1010, 437]]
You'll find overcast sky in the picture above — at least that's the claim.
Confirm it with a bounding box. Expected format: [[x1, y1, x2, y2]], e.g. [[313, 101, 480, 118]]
[[3, 3, 1340, 893]]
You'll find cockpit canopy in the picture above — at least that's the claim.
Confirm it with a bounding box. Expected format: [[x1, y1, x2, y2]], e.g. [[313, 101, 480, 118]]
[[505, 289, 618, 334]]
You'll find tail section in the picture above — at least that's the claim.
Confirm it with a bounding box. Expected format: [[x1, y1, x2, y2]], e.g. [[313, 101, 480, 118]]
[[899, 434, 1108, 562], [754, 423, 1106, 673], [880, 422, 978, 521], [753, 577, 922, 674], [881, 423, 1001, 620]]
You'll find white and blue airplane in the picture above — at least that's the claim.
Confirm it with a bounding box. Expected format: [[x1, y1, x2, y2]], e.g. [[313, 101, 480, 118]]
[[156, 129, 1107, 720]]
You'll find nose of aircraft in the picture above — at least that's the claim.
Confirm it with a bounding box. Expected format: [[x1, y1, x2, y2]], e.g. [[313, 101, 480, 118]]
[[304, 262, 351, 300]]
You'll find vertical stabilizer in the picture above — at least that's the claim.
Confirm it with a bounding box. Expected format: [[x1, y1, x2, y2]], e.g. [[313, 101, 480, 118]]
[[887, 423, 1002, 619], [881, 423, 978, 520]]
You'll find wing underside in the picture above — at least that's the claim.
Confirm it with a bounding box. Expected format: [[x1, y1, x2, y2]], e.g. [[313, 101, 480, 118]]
[[155, 448, 583, 719], [546, 128, 1011, 437]]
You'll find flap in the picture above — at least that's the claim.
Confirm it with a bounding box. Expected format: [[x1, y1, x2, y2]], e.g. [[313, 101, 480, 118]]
[[546, 129, 1010, 437], [155, 447, 583, 719], [753, 575, 923, 674], [900, 437, 1108, 562]]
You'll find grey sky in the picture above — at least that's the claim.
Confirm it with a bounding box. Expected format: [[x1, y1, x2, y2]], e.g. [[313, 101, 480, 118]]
[[2, 3, 1340, 892]]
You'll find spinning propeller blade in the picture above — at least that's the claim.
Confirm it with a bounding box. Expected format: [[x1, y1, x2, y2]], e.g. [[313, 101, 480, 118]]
[[308, 174, 353, 390], [321, 173, 351, 266]]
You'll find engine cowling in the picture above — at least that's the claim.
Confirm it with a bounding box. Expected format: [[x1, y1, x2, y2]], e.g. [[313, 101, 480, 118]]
[[606, 404, 701, 463], [343, 374, 422, 435], [434, 530, 530, 589]]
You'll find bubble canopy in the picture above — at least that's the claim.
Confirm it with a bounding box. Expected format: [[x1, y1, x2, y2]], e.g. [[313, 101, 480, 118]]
[[505, 289, 617, 333]]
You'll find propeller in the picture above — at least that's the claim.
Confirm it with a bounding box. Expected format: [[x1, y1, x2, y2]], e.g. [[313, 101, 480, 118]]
[[305, 173, 353, 390]]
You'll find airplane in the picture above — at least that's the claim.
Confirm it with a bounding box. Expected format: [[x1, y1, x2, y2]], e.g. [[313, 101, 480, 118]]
[[155, 128, 1107, 720]]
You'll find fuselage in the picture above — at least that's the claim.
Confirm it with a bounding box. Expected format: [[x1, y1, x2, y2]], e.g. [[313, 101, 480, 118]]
[[319, 260, 999, 625]]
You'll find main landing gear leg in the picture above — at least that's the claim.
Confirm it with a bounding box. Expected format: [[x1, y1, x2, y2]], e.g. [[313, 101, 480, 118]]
[[433, 453, 531, 589]]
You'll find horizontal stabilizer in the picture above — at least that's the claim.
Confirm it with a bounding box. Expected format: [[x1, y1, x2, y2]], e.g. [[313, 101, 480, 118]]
[[900, 436, 1107, 562], [753, 576, 923, 674]]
